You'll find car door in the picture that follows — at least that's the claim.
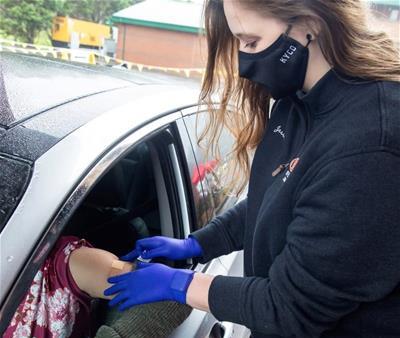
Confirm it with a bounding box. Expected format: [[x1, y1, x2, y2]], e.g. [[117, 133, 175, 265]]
[[0, 110, 194, 334], [0, 106, 247, 337]]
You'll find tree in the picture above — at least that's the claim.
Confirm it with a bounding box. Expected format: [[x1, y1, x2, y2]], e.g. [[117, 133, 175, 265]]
[[0, 0, 140, 43], [0, 0, 62, 43], [59, 0, 140, 24]]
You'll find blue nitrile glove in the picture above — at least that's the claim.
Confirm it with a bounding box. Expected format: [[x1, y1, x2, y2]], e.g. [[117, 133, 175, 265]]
[[120, 235, 203, 261], [104, 261, 195, 311]]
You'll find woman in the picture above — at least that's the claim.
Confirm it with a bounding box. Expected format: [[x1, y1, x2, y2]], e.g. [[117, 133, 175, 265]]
[[3, 236, 136, 337], [105, 1, 400, 337], [3, 236, 191, 338]]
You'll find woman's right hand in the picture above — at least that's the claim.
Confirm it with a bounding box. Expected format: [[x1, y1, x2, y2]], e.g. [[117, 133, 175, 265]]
[[120, 236, 203, 261]]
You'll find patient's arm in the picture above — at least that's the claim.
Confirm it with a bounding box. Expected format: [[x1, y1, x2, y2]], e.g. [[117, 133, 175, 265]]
[[69, 246, 136, 300]]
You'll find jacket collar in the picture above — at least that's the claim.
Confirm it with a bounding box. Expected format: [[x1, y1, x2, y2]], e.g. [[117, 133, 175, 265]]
[[290, 67, 374, 117]]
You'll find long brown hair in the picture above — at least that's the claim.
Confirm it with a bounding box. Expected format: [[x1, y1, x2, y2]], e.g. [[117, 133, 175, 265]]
[[195, 0, 400, 197]]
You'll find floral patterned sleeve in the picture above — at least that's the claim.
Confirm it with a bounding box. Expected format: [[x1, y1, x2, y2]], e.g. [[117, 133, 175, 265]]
[[3, 236, 94, 338]]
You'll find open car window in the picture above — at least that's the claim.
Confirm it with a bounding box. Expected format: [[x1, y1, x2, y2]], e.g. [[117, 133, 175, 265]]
[[64, 141, 163, 257]]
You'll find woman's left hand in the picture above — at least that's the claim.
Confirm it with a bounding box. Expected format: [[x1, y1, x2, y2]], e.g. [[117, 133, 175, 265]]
[[104, 262, 195, 311]]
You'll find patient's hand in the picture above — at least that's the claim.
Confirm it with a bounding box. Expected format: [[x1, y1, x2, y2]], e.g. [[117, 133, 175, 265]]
[[69, 246, 136, 300]]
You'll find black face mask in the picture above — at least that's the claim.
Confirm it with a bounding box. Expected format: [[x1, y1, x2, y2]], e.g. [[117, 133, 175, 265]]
[[238, 24, 312, 100]]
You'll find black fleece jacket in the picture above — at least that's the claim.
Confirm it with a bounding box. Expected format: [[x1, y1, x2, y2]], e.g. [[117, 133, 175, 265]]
[[190, 68, 400, 338]]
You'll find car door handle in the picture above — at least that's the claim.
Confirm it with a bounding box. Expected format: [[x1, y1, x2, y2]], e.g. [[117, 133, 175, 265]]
[[209, 321, 234, 338], [221, 321, 235, 338]]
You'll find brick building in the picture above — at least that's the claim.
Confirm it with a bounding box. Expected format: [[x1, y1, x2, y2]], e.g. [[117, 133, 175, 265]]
[[111, 0, 207, 69]]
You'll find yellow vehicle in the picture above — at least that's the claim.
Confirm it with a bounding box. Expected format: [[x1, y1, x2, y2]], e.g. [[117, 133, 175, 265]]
[[51, 16, 111, 49]]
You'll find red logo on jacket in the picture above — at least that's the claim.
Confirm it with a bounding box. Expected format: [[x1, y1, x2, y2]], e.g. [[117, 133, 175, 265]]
[[289, 157, 300, 172]]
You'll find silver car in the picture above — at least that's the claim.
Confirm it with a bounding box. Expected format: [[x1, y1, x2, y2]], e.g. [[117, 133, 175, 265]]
[[0, 52, 249, 338]]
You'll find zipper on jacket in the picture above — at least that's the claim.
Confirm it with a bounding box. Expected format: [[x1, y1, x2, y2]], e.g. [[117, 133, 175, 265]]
[[271, 162, 290, 177]]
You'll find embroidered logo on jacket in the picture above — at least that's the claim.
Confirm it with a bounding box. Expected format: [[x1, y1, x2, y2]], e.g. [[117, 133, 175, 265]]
[[273, 125, 285, 139]]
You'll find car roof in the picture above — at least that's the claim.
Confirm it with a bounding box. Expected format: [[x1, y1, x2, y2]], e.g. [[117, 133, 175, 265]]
[[0, 51, 200, 129], [0, 52, 201, 162]]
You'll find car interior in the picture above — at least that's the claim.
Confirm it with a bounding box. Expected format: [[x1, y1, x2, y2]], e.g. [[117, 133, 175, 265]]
[[64, 141, 161, 257], [60, 138, 187, 334]]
